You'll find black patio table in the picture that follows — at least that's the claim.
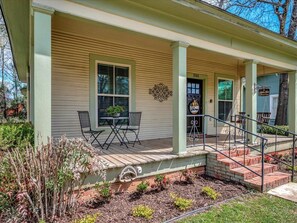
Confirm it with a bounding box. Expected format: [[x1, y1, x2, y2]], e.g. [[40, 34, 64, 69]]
[[100, 116, 129, 150]]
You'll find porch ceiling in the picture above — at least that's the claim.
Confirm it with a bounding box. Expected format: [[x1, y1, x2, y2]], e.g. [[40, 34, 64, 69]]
[[0, 0, 30, 82], [53, 14, 284, 76], [34, 0, 297, 71]]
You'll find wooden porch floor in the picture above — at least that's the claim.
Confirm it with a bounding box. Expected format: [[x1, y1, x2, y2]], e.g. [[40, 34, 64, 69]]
[[94, 134, 292, 169]]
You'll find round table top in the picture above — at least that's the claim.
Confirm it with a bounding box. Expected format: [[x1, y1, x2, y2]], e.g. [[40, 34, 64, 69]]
[[100, 116, 129, 120]]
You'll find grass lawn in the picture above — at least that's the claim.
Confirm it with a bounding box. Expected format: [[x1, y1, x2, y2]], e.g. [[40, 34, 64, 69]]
[[180, 194, 297, 223]]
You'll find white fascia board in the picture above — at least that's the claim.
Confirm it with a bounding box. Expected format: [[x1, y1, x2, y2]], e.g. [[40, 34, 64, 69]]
[[33, 0, 297, 70]]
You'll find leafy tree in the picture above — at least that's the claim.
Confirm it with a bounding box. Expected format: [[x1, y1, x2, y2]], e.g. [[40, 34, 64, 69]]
[[0, 10, 24, 119], [202, 0, 297, 125]]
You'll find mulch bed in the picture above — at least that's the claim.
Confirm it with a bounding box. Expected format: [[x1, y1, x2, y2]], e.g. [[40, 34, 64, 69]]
[[60, 175, 249, 223]]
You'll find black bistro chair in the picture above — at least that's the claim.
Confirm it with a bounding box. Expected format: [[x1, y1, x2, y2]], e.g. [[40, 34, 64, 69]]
[[120, 112, 142, 147], [77, 111, 105, 148]]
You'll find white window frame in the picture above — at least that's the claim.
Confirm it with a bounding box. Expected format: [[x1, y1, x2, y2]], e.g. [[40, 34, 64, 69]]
[[95, 60, 131, 128], [217, 77, 234, 122]]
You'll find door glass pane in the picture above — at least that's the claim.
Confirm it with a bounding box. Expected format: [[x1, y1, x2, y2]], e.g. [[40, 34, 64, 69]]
[[218, 80, 233, 100], [115, 66, 129, 95], [98, 64, 113, 94], [98, 96, 113, 126], [218, 101, 232, 121]]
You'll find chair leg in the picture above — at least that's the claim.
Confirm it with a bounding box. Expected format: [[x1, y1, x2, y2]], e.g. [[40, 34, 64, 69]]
[[132, 130, 141, 147], [90, 132, 103, 149], [123, 129, 130, 143], [81, 132, 89, 142]]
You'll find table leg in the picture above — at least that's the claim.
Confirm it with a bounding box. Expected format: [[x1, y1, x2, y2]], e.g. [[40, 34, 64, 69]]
[[103, 119, 128, 149]]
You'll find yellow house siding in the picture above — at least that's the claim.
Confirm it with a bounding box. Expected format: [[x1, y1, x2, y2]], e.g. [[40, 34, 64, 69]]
[[52, 28, 240, 139], [52, 30, 173, 139]]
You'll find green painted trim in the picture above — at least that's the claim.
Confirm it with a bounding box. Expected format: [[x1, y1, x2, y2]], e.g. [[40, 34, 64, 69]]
[[214, 73, 236, 127], [83, 153, 207, 185], [240, 77, 245, 112], [171, 41, 189, 154], [69, 0, 297, 67], [89, 54, 136, 130], [244, 60, 258, 142], [32, 3, 55, 15], [288, 71, 297, 133], [33, 11, 52, 144], [187, 73, 208, 133]]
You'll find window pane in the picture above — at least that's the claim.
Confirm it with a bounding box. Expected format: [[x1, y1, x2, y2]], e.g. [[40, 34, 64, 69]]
[[218, 101, 232, 121], [98, 96, 113, 126], [218, 80, 233, 100], [115, 97, 129, 117], [98, 64, 113, 94], [115, 66, 129, 95]]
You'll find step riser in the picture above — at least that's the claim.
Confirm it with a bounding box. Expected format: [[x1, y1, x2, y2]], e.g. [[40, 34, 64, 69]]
[[219, 157, 262, 169], [232, 165, 278, 180], [209, 149, 250, 160], [246, 176, 290, 192]]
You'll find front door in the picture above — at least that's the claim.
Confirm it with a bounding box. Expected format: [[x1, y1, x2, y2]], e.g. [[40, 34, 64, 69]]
[[187, 79, 203, 133]]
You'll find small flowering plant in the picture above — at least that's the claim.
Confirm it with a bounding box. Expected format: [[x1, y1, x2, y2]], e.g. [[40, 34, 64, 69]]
[[180, 169, 195, 184], [151, 174, 170, 191]]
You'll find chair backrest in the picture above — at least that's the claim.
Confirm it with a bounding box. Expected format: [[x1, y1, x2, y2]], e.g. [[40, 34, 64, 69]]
[[257, 112, 271, 124], [129, 112, 142, 127], [77, 111, 91, 130]]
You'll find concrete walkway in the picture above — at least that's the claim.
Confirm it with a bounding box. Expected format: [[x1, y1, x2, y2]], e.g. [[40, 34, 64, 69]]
[[267, 182, 297, 202]]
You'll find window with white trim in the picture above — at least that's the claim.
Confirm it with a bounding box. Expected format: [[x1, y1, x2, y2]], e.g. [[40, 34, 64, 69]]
[[218, 79, 233, 121], [97, 62, 130, 126]]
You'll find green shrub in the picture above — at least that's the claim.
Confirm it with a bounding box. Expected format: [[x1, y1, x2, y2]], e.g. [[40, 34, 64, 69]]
[[260, 125, 289, 136], [136, 181, 149, 193], [132, 205, 154, 219], [201, 186, 221, 200], [73, 213, 101, 223], [95, 181, 112, 200], [170, 193, 193, 211], [0, 122, 34, 150]]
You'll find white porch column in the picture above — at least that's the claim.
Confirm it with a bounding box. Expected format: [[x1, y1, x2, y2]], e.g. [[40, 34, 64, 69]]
[[33, 8, 54, 144], [245, 60, 258, 143], [289, 71, 297, 133], [171, 41, 189, 154]]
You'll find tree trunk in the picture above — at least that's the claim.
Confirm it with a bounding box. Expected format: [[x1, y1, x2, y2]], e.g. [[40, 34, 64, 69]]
[[275, 73, 288, 125]]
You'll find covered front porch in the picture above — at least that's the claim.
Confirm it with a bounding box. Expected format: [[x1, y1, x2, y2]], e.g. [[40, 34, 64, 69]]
[[2, 0, 297, 172], [94, 133, 292, 171]]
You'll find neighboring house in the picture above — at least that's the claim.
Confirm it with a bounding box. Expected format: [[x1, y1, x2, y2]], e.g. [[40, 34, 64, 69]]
[[257, 74, 280, 123], [1, 0, 297, 191], [242, 74, 280, 125]]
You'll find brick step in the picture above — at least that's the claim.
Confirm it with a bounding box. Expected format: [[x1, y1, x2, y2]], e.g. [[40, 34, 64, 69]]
[[231, 163, 278, 180], [218, 155, 262, 169], [245, 172, 291, 191], [210, 148, 250, 160]]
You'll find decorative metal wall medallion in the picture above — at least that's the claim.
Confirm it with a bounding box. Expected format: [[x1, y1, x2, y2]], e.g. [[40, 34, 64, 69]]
[[149, 83, 172, 102]]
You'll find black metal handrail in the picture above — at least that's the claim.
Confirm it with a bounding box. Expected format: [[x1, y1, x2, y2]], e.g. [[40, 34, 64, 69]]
[[187, 114, 267, 192], [235, 114, 296, 182]]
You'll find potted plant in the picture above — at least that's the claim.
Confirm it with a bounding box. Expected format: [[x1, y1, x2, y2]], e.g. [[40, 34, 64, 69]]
[[106, 105, 124, 117]]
